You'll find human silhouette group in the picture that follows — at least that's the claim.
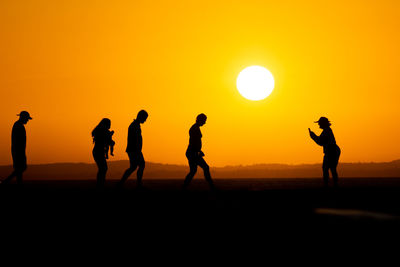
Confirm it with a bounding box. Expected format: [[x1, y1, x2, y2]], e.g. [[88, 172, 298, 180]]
[[1, 110, 341, 189]]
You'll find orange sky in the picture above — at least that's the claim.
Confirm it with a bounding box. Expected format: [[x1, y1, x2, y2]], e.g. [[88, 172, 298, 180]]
[[1, 0, 399, 166]]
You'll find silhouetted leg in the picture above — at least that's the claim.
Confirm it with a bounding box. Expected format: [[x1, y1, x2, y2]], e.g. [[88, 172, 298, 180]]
[[322, 155, 329, 186], [120, 166, 137, 185], [16, 171, 23, 185], [16, 161, 26, 185], [330, 160, 338, 186], [2, 171, 17, 184], [119, 152, 138, 186], [136, 153, 145, 188], [331, 169, 338, 187], [183, 161, 197, 189], [331, 152, 340, 187], [97, 171, 103, 187], [97, 165, 107, 188], [4, 156, 26, 185], [198, 157, 215, 190], [94, 155, 107, 188], [183, 151, 198, 189]]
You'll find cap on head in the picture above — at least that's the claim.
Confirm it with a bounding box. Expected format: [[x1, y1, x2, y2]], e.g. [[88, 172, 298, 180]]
[[196, 113, 207, 124], [17, 111, 32, 120], [314, 117, 331, 126]]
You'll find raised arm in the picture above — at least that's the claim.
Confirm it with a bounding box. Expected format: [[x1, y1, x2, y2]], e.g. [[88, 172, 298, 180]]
[[309, 128, 323, 146], [311, 134, 322, 146]]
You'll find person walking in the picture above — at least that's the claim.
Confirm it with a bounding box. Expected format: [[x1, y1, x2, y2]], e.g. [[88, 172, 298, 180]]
[[2, 111, 32, 185], [119, 110, 148, 188], [309, 117, 341, 186], [183, 113, 215, 190], [92, 118, 115, 188]]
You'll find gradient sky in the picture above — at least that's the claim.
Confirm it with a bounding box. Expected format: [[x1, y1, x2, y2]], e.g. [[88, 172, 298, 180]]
[[1, 0, 399, 166]]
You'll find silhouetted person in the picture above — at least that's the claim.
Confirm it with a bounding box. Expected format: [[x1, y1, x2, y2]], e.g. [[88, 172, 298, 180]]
[[92, 118, 115, 188], [183, 113, 215, 190], [2, 111, 32, 185], [309, 117, 341, 186], [119, 110, 148, 188]]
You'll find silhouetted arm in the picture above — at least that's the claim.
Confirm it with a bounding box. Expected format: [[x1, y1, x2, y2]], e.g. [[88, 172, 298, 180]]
[[133, 124, 142, 152], [11, 123, 26, 153], [309, 129, 327, 146], [189, 126, 202, 152]]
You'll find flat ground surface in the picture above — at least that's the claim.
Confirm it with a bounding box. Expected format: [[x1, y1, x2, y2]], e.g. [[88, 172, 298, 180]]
[[1, 178, 400, 253]]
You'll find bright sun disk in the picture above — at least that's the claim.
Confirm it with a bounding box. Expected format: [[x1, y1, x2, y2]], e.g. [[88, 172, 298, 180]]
[[236, 66, 275, 101]]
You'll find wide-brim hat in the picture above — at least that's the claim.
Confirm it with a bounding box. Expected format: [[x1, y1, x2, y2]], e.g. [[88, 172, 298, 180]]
[[314, 117, 330, 123]]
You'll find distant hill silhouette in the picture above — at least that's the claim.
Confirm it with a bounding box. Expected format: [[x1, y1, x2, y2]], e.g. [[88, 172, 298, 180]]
[[1, 160, 400, 180]]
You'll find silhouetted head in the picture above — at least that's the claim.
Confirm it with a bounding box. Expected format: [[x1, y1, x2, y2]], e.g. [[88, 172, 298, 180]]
[[137, 110, 148, 124], [99, 118, 111, 129], [196, 113, 207, 126], [314, 117, 331, 129], [92, 118, 111, 137], [17, 111, 32, 125]]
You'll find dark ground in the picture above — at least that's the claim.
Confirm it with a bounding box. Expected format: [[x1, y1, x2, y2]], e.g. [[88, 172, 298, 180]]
[[1, 178, 400, 257]]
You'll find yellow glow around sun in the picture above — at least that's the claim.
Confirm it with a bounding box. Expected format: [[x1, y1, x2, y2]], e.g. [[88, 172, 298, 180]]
[[236, 66, 275, 101]]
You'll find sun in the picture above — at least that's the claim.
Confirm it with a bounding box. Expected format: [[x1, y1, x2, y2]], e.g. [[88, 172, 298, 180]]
[[236, 66, 275, 101]]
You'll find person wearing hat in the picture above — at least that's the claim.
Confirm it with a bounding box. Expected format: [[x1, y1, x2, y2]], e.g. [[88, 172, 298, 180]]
[[2, 111, 32, 185], [308, 117, 341, 186], [183, 113, 215, 190]]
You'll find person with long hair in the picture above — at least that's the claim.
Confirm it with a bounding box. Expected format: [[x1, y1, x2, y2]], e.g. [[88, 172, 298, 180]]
[[92, 118, 115, 188], [309, 117, 341, 186]]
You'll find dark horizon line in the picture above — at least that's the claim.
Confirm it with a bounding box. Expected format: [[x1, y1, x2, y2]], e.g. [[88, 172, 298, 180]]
[[1, 159, 399, 168]]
